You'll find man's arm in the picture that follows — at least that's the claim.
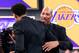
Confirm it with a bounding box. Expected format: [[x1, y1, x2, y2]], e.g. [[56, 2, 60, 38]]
[[13, 23, 25, 53], [58, 27, 73, 50], [42, 28, 59, 52]]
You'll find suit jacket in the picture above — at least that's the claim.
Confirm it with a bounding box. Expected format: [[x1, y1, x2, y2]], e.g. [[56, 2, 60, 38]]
[[13, 16, 57, 53], [45, 23, 73, 53]]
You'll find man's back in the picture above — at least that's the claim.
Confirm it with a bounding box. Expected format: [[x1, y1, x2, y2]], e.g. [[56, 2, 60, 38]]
[[14, 16, 56, 53], [23, 17, 45, 53]]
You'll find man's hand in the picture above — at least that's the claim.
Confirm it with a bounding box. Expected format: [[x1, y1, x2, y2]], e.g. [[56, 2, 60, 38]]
[[65, 49, 71, 53], [9, 51, 15, 53], [42, 41, 59, 52]]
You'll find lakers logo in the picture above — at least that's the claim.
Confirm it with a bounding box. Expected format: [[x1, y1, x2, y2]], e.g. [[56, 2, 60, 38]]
[[54, 5, 74, 29], [52, 5, 79, 45]]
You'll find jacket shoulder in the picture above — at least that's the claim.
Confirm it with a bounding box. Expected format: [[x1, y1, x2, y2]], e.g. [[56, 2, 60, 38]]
[[51, 23, 65, 30]]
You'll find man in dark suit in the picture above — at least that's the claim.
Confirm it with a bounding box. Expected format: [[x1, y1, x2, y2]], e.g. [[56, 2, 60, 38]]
[[40, 7, 73, 53], [11, 3, 59, 53]]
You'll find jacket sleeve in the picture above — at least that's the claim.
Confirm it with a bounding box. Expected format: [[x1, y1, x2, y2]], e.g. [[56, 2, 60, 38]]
[[58, 27, 73, 50], [13, 23, 25, 53]]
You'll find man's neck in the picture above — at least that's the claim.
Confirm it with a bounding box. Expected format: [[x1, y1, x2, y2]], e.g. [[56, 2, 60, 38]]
[[20, 14, 26, 18], [45, 21, 51, 24], [47, 21, 51, 24], [16, 15, 26, 22]]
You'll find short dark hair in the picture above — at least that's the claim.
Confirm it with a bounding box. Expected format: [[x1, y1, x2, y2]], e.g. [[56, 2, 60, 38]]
[[11, 3, 27, 16]]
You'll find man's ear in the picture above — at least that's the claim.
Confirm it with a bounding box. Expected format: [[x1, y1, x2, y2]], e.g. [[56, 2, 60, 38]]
[[13, 13, 18, 18], [15, 15, 17, 18], [51, 14, 53, 18]]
